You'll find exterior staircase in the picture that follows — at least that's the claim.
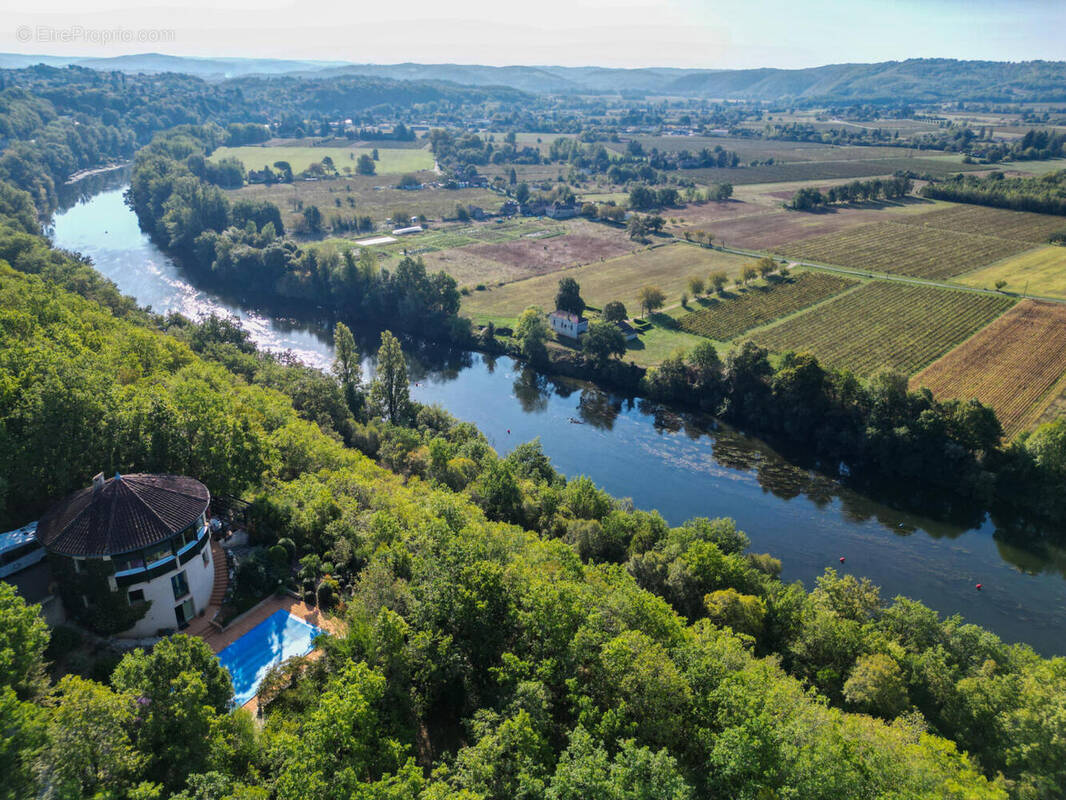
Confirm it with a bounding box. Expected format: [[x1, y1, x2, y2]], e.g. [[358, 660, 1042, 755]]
[[208, 540, 229, 607]]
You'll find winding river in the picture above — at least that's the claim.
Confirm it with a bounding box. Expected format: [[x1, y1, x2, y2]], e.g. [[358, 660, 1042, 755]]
[[50, 181, 1066, 654]]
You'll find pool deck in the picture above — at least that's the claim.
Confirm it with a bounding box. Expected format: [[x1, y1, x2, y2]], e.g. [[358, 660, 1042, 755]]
[[188, 589, 343, 715], [191, 594, 332, 654]]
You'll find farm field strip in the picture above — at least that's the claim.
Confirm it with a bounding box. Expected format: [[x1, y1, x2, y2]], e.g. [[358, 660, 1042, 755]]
[[775, 222, 1032, 280], [750, 281, 1015, 377], [211, 144, 435, 175], [678, 272, 858, 341], [461, 242, 755, 322], [683, 157, 985, 186], [910, 301, 1066, 437], [955, 246, 1066, 298], [895, 204, 1066, 243], [228, 180, 500, 229]]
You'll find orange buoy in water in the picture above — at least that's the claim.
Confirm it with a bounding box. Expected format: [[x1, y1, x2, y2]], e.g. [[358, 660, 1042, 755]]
[[976, 583, 983, 590]]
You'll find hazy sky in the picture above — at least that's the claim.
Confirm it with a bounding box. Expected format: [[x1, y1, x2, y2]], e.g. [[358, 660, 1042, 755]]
[[1, 0, 1064, 69]]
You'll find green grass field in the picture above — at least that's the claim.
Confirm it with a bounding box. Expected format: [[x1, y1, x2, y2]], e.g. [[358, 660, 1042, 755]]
[[956, 246, 1066, 297], [211, 144, 435, 175], [229, 179, 498, 231], [678, 272, 858, 341], [750, 281, 1015, 376], [461, 242, 756, 323], [776, 221, 1033, 280]]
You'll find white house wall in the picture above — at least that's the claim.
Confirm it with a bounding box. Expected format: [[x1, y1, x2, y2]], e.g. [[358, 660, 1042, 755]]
[[120, 538, 214, 638]]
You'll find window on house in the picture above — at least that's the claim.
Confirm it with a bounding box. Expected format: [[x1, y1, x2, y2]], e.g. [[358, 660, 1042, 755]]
[[145, 541, 173, 566], [171, 570, 189, 601], [202, 549, 210, 567], [114, 553, 146, 573], [128, 588, 145, 605]]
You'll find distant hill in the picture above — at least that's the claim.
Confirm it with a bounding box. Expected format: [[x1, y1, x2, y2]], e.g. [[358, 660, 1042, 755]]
[[2, 53, 1065, 102], [0, 52, 348, 78]]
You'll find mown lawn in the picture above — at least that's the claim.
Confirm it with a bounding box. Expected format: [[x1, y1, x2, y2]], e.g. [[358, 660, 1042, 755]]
[[211, 144, 435, 175]]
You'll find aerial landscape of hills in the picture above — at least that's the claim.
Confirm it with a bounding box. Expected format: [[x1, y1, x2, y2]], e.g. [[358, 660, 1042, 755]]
[[3, 51, 1065, 102]]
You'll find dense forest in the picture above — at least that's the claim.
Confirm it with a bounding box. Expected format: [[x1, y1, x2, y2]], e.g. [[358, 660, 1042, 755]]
[[921, 170, 1066, 216], [2, 188, 1066, 799]]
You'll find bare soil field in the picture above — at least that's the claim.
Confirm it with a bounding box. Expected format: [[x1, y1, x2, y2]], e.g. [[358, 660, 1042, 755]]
[[665, 199, 770, 227], [911, 300, 1066, 437], [683, 157, 984, 186], [687, 207, 886, 251], [609, 136, 917, 163], [467, 231, 633, 274], [421, 248, 533, 287], [412, 218, 631, 287], [674, 196, 940, 250]]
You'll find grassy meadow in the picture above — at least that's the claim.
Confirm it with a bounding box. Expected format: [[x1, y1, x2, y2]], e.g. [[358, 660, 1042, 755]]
[[211, 144, 435, 175], [956, 246, 1066, 297], [461, 242, 756, 323]]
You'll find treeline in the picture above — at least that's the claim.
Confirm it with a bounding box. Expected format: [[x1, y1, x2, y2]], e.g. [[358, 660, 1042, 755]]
[[921, 170, 1066, 216], [760, 119, 987, 152], [429, 129, 545, 168], [128, 125, 464, 338], [1, 223, 1063, 799], [967, 128, 1066, 163], [788, 176, 914, 209]]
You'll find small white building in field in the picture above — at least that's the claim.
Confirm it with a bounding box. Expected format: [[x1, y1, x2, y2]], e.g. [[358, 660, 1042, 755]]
[[549, 310, 588, 339], [392, 225, 423, 236]]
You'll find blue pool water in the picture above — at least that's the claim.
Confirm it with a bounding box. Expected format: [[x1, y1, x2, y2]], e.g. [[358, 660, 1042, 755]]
[[217, 609, 321, 706]]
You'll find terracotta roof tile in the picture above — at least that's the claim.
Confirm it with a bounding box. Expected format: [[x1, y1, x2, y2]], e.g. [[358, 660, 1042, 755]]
[[35, 474, 209, 557]]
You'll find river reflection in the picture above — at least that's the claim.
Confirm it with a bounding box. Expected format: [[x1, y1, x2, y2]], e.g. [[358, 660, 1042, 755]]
[[49, 184, 1066, 654]]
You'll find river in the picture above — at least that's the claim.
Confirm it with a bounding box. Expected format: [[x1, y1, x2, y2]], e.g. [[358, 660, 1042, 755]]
[[49, 182, 1066, 655]]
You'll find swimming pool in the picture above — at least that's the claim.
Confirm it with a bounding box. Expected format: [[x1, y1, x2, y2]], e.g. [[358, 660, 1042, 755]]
[[217, 609, 321, 706]]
